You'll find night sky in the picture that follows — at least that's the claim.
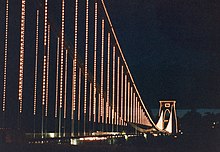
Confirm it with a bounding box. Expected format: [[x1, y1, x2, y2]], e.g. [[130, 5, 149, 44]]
[[105, 0, 220, 109], [0, 0, 220, 124]]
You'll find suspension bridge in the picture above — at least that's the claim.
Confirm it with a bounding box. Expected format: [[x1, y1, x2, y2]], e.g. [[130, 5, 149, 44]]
[[0, 0, 178, 143]]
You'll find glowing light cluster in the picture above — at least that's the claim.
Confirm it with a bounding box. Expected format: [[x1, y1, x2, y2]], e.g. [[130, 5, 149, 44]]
[[101, 19, 104, 123], [45, 25, 50, 117], [55, 37, 60, 118], [72, 0, 78, 118], [84, 0, 89, 115], [79, 136, 107, 141], [18, 0, 26, 113], [93, 2, 98, 122], [106, 32, 110, 123], [3, 0, 9, 112], [59, 0, 65, 109], [33, 10, 39, 115]]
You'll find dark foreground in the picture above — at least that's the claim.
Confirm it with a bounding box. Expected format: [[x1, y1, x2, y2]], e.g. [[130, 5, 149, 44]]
[[0, 143, 219, 152], [1, 136, 220, 152]]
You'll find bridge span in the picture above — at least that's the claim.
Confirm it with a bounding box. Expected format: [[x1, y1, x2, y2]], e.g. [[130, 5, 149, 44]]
[[0, 0, 178, 143]]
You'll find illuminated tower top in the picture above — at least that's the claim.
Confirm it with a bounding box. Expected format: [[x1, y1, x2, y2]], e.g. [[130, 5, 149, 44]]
[[156, 100, 178, 134]]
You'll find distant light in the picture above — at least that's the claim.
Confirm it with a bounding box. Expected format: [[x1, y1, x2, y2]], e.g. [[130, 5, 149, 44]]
[[48, 133, 55, 138], [144, 133, 147, 138], [70, 139, 78, 145], [122, 131, 126, 135], [124, 135, 128, 140], [79, 137, 107, 141], [144, 133, 147, 139]]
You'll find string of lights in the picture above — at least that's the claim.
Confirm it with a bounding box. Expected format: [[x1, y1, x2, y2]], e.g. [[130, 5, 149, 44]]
[[18, 0, 26, 114], [130, 86, 133, 122], [133, 93, 135, 123], [41, 0, 48, 137], [72, 0, 78, 120], [112, 46, 116, 125], [120, 65, 124, 125], [84, 0, 89, 115], [133, 92, 135, 123], [33, 10, 39, 135], [93, 2, 98, 123], [33, 10, 39, 116], [116, 57, 120, 126], [55, 37, 60, 118], [59, 0, 65, 109], [2, 0, 9, 113], [45, 24, 50, 117], [136, 97, 138, 124], [89, 82, 92, 121], [64, 49, 68, 119], [98, 93, 101, 123], [78, 68, 81, 121], [127, 81, 130, 122], [58, 0, 65, 137], [101, 19, 105, 123], [106, 32, 110, 124], [124, 75, 127, 124], [138, 102, 140, 124]]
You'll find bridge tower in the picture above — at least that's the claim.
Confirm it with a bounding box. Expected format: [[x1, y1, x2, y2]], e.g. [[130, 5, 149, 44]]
[[156, 100, 178, 134]]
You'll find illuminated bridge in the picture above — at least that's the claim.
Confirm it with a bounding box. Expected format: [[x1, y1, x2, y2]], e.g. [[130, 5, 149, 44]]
[[0, 0, 178, 142]]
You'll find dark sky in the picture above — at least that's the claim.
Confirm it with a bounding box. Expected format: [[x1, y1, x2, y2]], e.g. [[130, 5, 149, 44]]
[[105, 0, 220, 109]]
